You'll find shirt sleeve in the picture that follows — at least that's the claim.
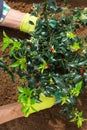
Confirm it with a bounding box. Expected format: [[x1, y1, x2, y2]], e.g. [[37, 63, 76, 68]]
[[0, 1, 10, 23], [0, 0, 3, 18]]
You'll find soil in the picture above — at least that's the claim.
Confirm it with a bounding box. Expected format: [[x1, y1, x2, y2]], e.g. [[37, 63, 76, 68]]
[[0, 0, 87, 130]]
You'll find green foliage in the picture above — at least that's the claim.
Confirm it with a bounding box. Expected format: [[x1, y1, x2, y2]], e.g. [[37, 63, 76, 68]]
[[70, 81, 82, 97], [0, 58, 15, 81], [1, 0, 87, 127], [3, 32, 21, 56], [70, 109, 87, 128], [18, 86, 36, 117]]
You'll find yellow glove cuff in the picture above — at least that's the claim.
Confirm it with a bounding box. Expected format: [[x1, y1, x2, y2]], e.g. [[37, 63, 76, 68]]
[[20, 13, 37, 33]]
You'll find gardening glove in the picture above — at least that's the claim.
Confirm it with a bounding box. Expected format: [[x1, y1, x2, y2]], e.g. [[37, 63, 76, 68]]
[[20, 13, 38, 33], [22, 93, 56, 117]]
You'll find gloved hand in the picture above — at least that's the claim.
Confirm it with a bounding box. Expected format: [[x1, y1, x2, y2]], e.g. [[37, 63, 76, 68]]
[[21, 93, 56, 117], [20, 13, 38, 33]]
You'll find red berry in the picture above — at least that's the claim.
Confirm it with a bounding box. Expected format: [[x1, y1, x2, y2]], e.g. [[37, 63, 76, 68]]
[[46, 64, 50, 69], [40, 16, 43, 19], [36, 82, 41, 87], [80, 69, 85, 73], [50, 47, 54, 52], [77, 48, 81, 51]]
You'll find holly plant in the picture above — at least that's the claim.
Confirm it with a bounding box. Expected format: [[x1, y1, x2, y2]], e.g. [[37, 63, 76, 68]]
[[1, 0, 87, 127]]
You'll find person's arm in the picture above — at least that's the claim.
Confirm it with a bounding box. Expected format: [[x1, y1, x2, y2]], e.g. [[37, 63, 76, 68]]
[[0, 2, 37, 33], [0, 102, 24, 124], [0, 93, 56, 124], [1, 8, 25, 30]]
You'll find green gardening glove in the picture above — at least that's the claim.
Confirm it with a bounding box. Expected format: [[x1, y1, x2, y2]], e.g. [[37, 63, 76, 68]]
[[21, 93, 56, 117], [20, 13, 38, 33]]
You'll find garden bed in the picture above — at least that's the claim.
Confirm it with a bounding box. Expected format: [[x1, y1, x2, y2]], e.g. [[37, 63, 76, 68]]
[[0, 0, 87, 130]]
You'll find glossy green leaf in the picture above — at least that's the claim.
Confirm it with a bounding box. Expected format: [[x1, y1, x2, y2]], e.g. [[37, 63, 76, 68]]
[[2, 31, 13, 51]]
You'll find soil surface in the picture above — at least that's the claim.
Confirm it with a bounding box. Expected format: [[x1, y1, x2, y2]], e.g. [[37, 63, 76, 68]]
[[0, 0, 87, 130]]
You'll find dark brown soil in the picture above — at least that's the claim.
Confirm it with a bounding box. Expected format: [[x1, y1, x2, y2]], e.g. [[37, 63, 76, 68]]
[[0, 0, 87, 130]]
